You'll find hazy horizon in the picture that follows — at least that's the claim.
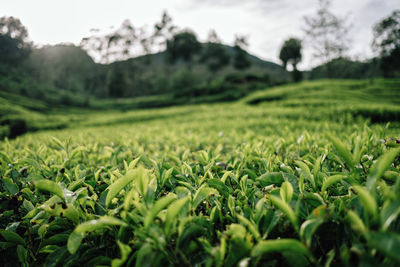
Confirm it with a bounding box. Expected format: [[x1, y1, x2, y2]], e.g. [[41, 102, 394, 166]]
[[1, 0, 399, 69]]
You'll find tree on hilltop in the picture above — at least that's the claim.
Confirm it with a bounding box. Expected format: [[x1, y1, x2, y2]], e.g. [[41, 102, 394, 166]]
[[279, 37, 302, 81], [153, 11, 178, 52], [166, 30, 202, 69], [372, 10, 400, 77], [0, 16, 31, 65]]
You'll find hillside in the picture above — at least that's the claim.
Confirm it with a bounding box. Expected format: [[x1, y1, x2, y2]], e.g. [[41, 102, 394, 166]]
[[1, 78, 399, 266], [1, 79, 399, 140], [0, 43, 288, 105]]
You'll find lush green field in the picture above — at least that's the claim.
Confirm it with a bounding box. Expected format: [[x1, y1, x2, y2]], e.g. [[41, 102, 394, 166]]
[[1, 79, 400, 266]]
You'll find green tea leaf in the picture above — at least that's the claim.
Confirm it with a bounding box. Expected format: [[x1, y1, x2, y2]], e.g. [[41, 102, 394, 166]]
[[105, 169, 137, 207], [313, 154, 324, 184], [144, 193, 177, 228], [236, 214, 261, 241], [68, 216, 127, 254], [2, 178, 19, 195], [269, 195, 298, 231], [367, 148, 400, 190], [136, 166, 149, 197], [34, 180, 64, 200], [257, 172, 284, 187], [63, 205, 80, 225], [74, 216, 127, 234], [347, 210, 367, 234], [17, 245, 28, 264], [280, 181, 294, 203], [0, 230, 25, 245], [380, 199, 400, 231], [165, 196, 190, 235], [326, 133, 354, 169], [207, 179, 230, 198], [352, 185, 378, 219], [22, 199, 34, 212], [353, 135, 363, 164], [321, 175, 347, 193], [192, 186, 219, 210], [67, 231, 84, 254], [251, 239, 310, 258], [39, 245, 60, 254], [300, 218, 324, 247], [111, 240, 132, 267], [368, 232, 400, 263], [135, 243, 153, 267], [296, 161, 316, 189], [383, 170, 400, 182]]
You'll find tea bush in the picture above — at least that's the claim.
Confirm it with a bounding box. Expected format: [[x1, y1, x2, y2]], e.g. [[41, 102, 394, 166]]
[[0, 79, 399, 266]]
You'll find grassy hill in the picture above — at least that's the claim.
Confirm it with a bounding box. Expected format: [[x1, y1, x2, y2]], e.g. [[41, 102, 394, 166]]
[[1, 79, 399, 266], [1, 79, 399, 140]]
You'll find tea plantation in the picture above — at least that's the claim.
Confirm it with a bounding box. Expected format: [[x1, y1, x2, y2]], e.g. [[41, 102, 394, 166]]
[[1, 79, 400, 266]]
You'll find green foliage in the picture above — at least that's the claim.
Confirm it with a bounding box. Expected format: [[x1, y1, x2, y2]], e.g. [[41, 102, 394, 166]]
[[170, 70, 199, 98], [108, 65, 129, 98], [372, 10, 400, 77], [243, 79, 400, 123], [166, 30, 202, 65], [0, 79, 399, 266], [0, 16, 31, 65], [201, 42, 230, 73], [309, 57, 381, 79], [176, 73, 274, 102], [279, 37, 302, 71], [233, 46, 251, 70], [1, 36, 287, 105]]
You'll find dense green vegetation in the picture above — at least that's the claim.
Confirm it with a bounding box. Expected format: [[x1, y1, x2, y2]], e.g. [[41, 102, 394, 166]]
[[1, 79, 399, 266], [2, 79, 399, 140], [1, 6, 400, 266], [0, 43, 287, 105], [3, 8, 399, 110]]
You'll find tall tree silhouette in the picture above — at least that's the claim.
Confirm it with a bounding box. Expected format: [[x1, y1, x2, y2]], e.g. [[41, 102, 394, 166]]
[[372, 10, 400, 77], [0, 16, 31, 65], [153, 11, 177, 52], [279, 38, 302, 81]]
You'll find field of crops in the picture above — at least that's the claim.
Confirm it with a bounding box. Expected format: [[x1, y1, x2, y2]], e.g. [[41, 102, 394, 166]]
[[1, 79, 400, 266]]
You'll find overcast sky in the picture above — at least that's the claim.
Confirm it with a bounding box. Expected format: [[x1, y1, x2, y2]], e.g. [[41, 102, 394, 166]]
[[1, 0, 399, 69]]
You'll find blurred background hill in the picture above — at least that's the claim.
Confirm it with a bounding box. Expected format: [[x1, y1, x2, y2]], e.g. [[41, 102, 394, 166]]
[[1, 42, 289, 107]]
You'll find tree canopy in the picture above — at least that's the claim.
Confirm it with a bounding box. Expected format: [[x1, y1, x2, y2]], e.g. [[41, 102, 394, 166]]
[[372, 10, 400, 77], [372, 10, 400, 56], [0, 16, 31, 64], [279, 38, 302, 71], [166, 30, 202, 65]]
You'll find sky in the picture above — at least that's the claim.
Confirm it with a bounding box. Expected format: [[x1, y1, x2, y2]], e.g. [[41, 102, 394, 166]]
[[1, 0, 399, 69]]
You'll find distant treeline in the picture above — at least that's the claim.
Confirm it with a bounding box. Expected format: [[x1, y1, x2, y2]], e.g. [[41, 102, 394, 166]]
[[0, 42, 288, 107], [0, 13, 289, 107], [0, 6, 399, 108]]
